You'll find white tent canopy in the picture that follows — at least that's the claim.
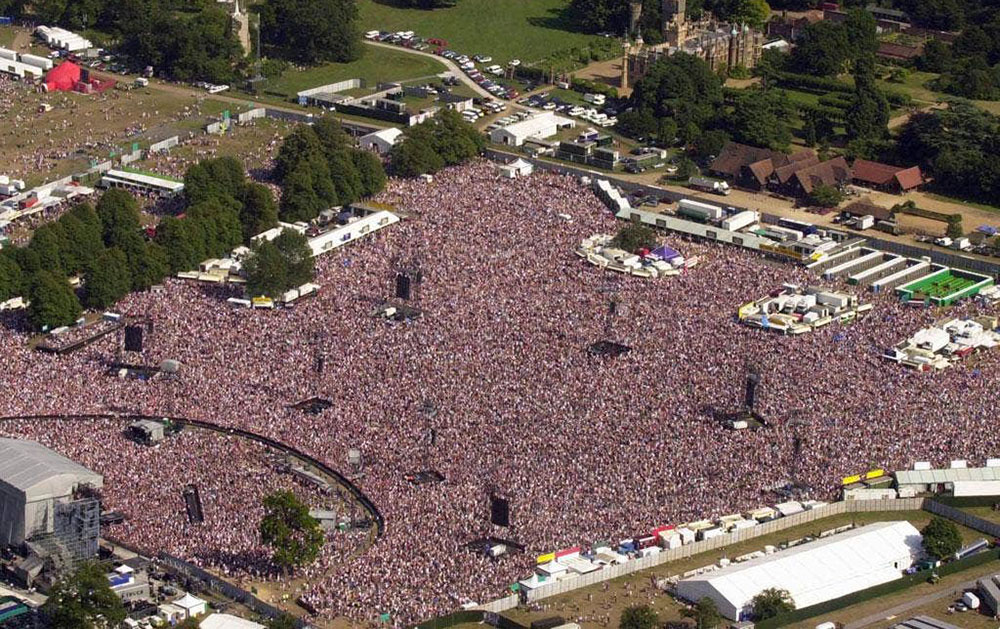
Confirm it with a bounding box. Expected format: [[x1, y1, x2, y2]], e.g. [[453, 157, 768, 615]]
[[675, 521, 923, 620]]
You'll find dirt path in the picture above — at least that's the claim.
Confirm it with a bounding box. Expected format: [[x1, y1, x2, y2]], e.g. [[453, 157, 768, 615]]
[[573, 56, 627, 96]]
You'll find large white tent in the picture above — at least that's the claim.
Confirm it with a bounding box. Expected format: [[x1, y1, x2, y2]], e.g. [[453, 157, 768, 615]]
[[675, 521, 923, 621], [0, 438, 104, 546]]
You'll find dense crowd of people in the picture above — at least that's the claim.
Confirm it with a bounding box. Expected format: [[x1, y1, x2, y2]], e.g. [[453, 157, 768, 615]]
[[0, 160, 997, 625]]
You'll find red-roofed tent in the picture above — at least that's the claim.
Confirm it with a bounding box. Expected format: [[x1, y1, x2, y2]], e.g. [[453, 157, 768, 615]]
[[45, 61, 81, 92]]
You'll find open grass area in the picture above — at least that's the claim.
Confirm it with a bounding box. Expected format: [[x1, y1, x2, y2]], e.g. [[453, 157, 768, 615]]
[[878, 70, 942, 104], [0, 26, 15, 47], [357, 0, 606, 66], [263, 45, 447, 99], [924, 192, 1000, 216], [500, 511, 985, 629], [962, 506, 1000, 525]]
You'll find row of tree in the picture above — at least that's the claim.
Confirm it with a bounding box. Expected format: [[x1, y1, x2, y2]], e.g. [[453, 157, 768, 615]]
[[273, 117, 386, 223]]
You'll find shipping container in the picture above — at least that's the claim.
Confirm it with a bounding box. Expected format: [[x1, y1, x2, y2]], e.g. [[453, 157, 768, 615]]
[[677, 198, 723, 222], [688, 176, 731, 195], [721, 210, 759, 231]]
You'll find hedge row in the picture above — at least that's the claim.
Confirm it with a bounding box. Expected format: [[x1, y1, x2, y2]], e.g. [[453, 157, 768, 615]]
[[756, 549, 1000, 628], [416, 610, 487, 629], [797, 101, 846, 121], [773, 71, 912, 107], [895, 204, 959, 223], [570, 77, 619, 99]]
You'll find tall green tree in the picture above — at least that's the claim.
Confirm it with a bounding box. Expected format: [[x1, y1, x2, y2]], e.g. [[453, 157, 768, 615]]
[[751, 588, 795, 620], [846, 56, 889, 141], [41, 562, 127, 629], [27, 271, 82, 331], [620, 605, 658, 629], [921, 517, 962, 559], [0, 252, 24, 302], [259, 490, 324, 573], [259, 0, 361, 64], [240, 183, 279, 242], [843, 8, 878, 60], [243, 229, 314, 297], [84, 248, 132, 309], [727, 88, 792, 149], [791, 21, 850, 77], [684, 597, 723, 629], [96, 189, 142, 249]]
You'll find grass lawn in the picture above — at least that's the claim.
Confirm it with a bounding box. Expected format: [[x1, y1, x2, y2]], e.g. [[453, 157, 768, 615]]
[[264, 45, 448, 99], [501, 511, 985, 629], [924, 192, 1000, 216], [0, 26, 14, 47], [877, 70, 942, 104], [357, 0, 606, 66], [962, 506, 1000, 525]]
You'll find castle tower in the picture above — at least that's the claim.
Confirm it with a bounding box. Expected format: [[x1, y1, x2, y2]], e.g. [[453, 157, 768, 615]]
[[662, 0, 688, 46]]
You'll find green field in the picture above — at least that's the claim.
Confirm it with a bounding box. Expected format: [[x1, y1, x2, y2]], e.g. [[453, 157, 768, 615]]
[[264, 45, 448, 99], [357, 0, 607, 66], [0, 26, 14, 47]]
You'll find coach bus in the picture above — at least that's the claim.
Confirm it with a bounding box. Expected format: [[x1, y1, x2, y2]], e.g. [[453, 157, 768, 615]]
[[777, 217, 819, 236]]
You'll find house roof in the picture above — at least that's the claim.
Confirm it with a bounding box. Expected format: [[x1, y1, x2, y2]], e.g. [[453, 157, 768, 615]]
[[843, 199, 893, 221], [852, 159, 923, 190], [710, 142, 786, 178], [893, 166, 923, 190], [878, 42, 922, 59], [774, 154, 820, 184], [790, 156, 851, 194], [746, 158, 776, 186]]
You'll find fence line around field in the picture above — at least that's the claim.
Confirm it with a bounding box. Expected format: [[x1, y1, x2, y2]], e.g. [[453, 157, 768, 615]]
[[924, 500, 1000, 538], [475, 498, 925, 612]]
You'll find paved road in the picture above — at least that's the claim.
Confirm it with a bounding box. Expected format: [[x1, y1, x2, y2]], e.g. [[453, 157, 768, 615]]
[[363, 40, 494, 100]]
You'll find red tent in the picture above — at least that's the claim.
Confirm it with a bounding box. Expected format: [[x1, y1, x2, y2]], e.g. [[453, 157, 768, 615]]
[[45, 61, 81, 92]]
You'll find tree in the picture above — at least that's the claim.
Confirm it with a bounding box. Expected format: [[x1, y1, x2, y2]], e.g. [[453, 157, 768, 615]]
[[791, 21, 850, 77], [96, 189, 142, 249], [750, 588, 795, 620], [946, 215, 965, 239], [266, 614, 299, 629], [259, 0, 361, 64], [279, 163, 325, 222], [921, 517, 962, 559], [259, 490, 324, 572], [240, 183, 279, 242], [84, 248, 132, 309], [684, 597, 723, 629], [693, 129, 731, 160], [843, 8, 878, 59], [351, 150, 387, 198], [846, 56, 889, 141], [630, 53, 723, 129], [727, 88, 792, 149], [0, 252, 23, 302], [244, 229, 314, 298], [730, 0, 770, 29], [918, 39, 953, 73], [618, 109, 659, 140], [27, 271, 82, 332], [612, 220, 657, 252], [809, 183, 844, 207], [41, 561, 127, 629], [619, 604, 658, 629], [390, 128, 446, 178]]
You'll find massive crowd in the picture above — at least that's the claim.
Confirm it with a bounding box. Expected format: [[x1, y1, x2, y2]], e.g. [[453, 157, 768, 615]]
[[0, 160, 997, 625]]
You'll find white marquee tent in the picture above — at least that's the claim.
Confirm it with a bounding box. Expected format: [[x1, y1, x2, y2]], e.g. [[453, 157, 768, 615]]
[[675, 521, 923, 621]]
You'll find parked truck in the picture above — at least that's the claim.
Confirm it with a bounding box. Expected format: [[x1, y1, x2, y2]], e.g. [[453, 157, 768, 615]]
[[688, 176, 731, 196], [856, 214, 875, 230], [677, 198, 723, 222]]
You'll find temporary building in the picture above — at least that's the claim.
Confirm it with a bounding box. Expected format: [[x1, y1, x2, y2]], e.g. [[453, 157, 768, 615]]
[[0, 438, 104, 546], [173, 593, 208, 618], [200, 614, 265, 629], [44, 61, 81, 92], [675, 521, 922, 621], [359, 128, 403, 154]]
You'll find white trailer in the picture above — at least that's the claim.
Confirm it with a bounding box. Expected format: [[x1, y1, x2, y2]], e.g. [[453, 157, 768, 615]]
[[19, 54, 54, 71], [677, 198, 723, 221], [721, 210, 759, 232]]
